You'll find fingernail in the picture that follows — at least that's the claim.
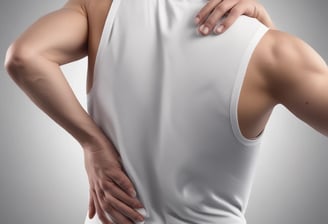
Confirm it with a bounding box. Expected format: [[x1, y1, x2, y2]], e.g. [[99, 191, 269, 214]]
[[136, 207, 148, 217], [130, 190, 137, 197], [215, 25, 224, 34], [200, 24, 209, 35], [138, 215, 144, 221], [194, 16, 200, 25]]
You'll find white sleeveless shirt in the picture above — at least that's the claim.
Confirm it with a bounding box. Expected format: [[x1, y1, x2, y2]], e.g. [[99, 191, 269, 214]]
[[85, 0, 269, 223]]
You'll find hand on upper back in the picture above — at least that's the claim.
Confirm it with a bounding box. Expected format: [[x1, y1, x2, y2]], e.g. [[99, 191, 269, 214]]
[[195, 0, 275, 36], [257, 29, 328, 136]]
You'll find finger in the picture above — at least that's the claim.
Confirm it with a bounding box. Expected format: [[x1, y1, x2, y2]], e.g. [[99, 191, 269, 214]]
[[88, 189, 96, 219], [93, 188, 114, 224], [240, 1, 259, 19], [101, 191, 145, 223], [198, 0, 240, 35], [110, 169, 138, 198], [104, 205, 135, 224], [194, 0, 223, 25], [214, 3, 246, 34], [101, 180, 144, 209]]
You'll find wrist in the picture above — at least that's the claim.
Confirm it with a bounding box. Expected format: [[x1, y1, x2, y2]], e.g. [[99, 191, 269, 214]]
[[74, 123, 111, 151], [257, 4, 275, 29]]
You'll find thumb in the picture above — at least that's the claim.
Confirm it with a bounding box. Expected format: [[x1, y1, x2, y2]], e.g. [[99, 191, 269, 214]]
[[88, 190, 96, 219]]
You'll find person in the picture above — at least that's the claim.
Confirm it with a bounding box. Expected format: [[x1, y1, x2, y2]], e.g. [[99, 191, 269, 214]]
[[7, 0, 325, 223], [4, 0, 274, 223]]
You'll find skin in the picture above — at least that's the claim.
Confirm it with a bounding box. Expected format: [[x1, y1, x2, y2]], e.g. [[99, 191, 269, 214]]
[[242, 29, 328, 138], [195, 0, 274, 35], [5, 0, 326, 223]]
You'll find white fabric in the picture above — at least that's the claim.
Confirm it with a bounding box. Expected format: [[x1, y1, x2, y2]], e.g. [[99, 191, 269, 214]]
[[86, 0, 269, 223]]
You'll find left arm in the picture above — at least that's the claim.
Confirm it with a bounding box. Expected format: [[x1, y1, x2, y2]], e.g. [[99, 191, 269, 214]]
[[259, 30, 328, 137]]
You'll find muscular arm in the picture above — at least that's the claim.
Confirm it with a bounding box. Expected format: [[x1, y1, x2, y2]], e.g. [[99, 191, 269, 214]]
[[259, 30, 328, 137], [4, 1, 145, 222], [4, 0, 107, 147]]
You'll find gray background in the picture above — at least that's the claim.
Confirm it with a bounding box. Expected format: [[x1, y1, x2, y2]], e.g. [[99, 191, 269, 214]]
[[0, 0, 327, 223]]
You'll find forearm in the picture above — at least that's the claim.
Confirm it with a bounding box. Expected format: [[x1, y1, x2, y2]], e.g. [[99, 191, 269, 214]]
[[5, 50, 108, 150]]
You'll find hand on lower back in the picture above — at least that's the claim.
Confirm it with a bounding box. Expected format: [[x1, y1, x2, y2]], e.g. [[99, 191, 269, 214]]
[[83, 141, 145, 224]]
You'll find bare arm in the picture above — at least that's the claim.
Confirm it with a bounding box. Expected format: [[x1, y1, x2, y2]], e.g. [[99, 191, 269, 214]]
[[259, 30, 328, 137], [4, 0, 96, 145], [4, 1, 144, 223]]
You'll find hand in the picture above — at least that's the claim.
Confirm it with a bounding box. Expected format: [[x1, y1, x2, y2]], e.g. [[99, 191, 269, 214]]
[[194, 0, 275, 36], [83, 141, 145, 224]]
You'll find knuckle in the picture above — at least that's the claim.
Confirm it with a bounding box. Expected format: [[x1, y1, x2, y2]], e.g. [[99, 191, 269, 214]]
[[111, 172, 124, 184], [133, 200, 142, 208], [222, 16, 233, 25], [114, 175, 126, 187], [107, 197, 120, 211], [222, 16, 234, 26], [195, 13, 204, 25], [103, 194, 114, 205], [216, 4, 229, 14], [117, 191, 135, 206], [134, 214, 141, 221], [120, 195, 136, 207], [125, 209, 141, 221], [195, 12, 203, 19], [203, 17, 217, 27], [102, 201, 114, 213], [198, 2, 215, 18], [102, 181, 115, 191], [230, 7, 242, 16], [117, 178, 131, 190], [111, 200, 136, 220]]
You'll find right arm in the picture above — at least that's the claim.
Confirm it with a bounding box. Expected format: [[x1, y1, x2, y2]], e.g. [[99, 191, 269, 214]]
[[4, 0, 144, 223]]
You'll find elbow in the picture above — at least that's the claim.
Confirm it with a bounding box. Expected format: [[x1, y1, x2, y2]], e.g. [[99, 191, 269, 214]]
[[4, 42, 37, 83]]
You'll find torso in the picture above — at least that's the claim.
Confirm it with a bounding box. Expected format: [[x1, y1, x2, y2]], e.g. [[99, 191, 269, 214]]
[[83, 0, 274, 140], [85, 1, 276, 222]]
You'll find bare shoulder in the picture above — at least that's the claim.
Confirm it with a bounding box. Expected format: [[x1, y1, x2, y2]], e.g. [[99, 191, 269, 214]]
[[251, 29, 327, 94], [238, 28, 328, 138]]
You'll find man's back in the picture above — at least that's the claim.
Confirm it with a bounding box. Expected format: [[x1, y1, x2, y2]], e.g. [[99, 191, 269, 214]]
[[4, 0, 328, 223], [86, 0, 270, 222]]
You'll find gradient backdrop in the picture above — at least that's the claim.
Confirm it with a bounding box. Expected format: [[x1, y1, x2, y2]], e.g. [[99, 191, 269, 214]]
[[0, 0, 328, 223]]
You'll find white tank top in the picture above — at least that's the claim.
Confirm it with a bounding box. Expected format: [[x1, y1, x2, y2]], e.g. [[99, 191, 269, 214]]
[[85, 0, 269, 223]]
